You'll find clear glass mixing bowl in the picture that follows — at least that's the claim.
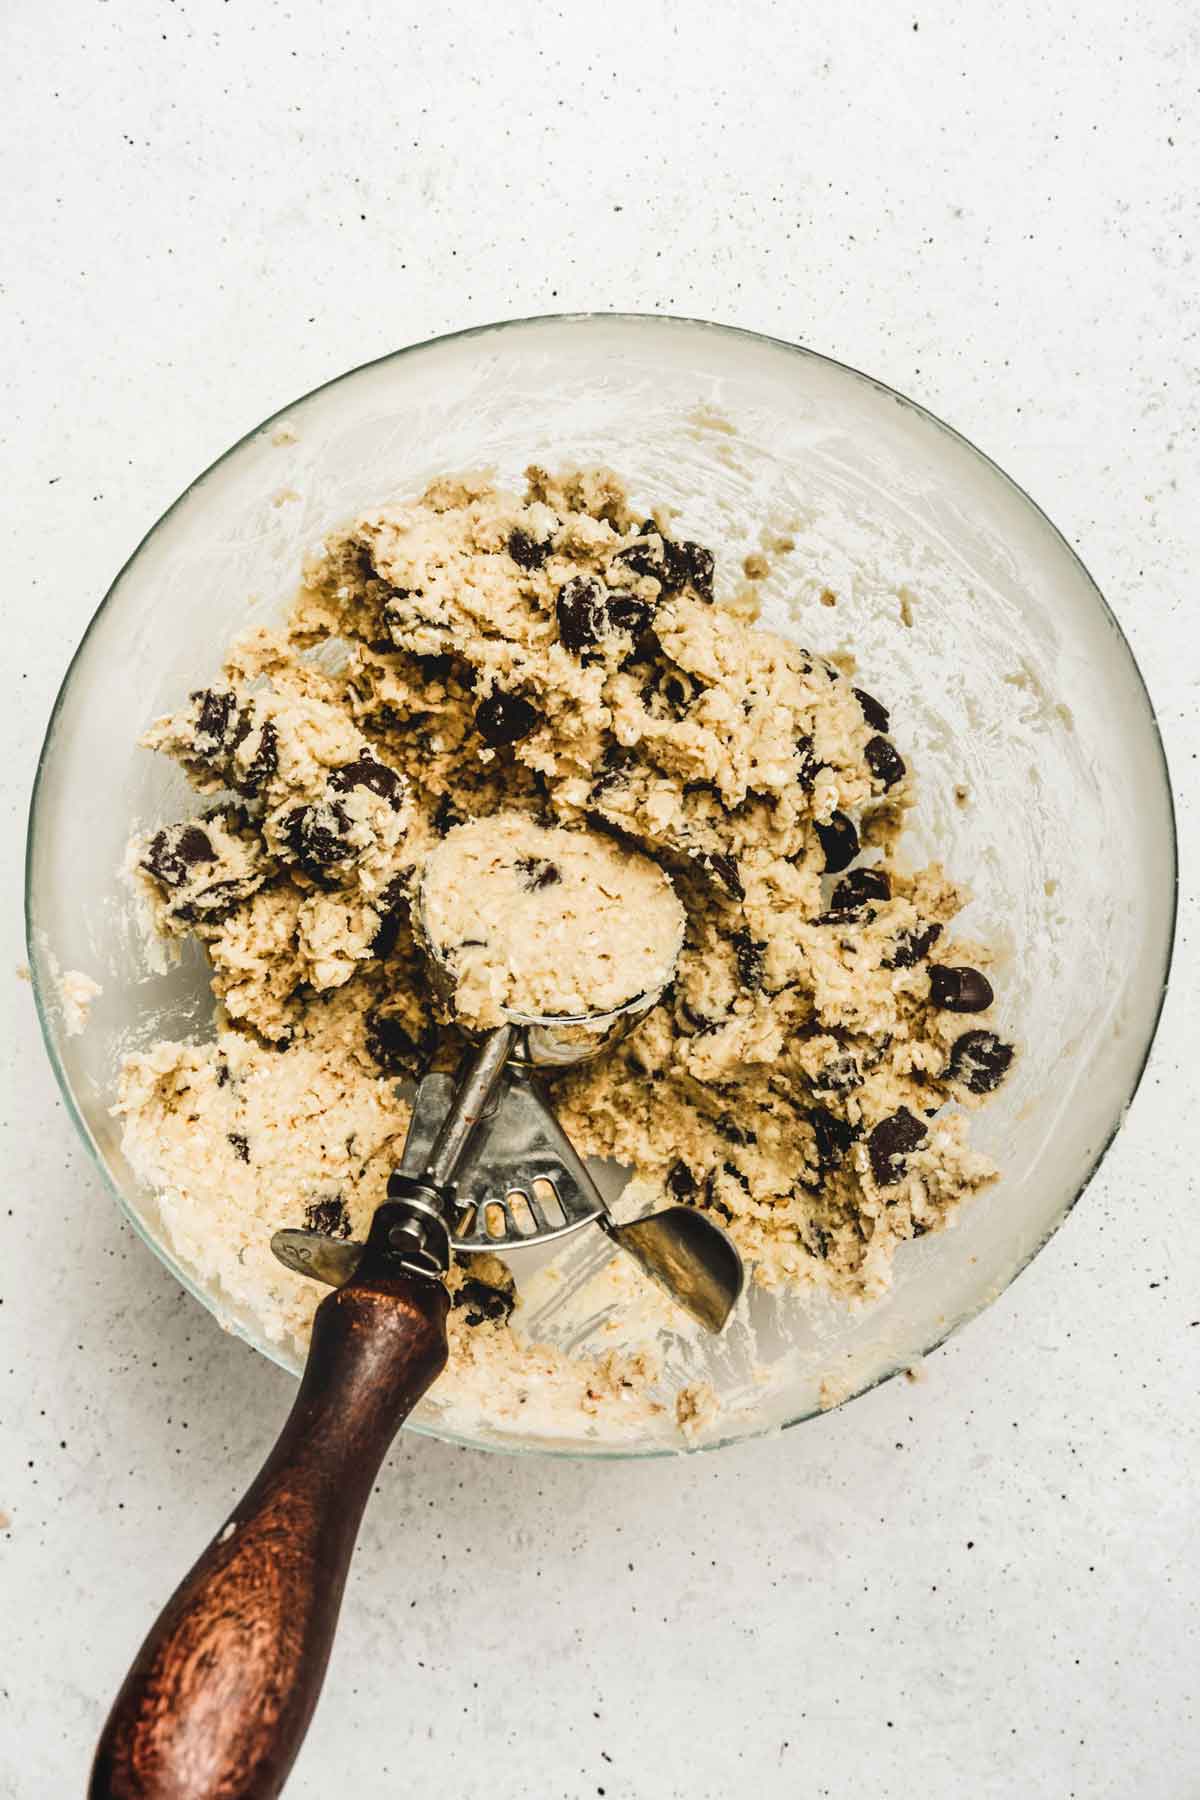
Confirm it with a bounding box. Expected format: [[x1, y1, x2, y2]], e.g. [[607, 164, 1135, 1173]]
[[25, 315, 1176, 1457]]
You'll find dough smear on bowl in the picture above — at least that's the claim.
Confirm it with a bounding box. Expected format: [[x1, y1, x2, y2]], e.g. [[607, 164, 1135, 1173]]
[[116, 465, 1016, 1437]]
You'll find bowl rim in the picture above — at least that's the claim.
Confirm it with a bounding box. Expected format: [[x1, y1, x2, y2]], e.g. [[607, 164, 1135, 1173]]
[[24, 310, 1179, 1459]]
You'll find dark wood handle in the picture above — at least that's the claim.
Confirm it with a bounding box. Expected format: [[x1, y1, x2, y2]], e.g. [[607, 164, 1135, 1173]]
[[90, 1265, 448, 1800]]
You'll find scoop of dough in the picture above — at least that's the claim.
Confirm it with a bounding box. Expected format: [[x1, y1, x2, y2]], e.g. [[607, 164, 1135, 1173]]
[[419, 814, 685, 1028]]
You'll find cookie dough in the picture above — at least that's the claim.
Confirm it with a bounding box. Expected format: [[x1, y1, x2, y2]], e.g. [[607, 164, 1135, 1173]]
[[117, 463, 1015, 1430], [419, 814, 685, 1027]]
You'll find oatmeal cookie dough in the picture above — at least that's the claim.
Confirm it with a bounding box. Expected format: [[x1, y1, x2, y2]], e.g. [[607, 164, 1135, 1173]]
[[118, 463, 1015, 1424], [420, 814, 685, 1027]]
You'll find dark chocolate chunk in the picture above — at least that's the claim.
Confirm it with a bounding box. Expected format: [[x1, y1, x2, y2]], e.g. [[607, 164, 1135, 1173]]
[[732, 929, 767, 991], [682, 540, 715, 601], [929, 965, 995, 1013], [193, 686, 238, 747], [865, 735, 906, 790], [414, 652, 456, 684], [606, 591, 654, 639], [610, 535, 665, 581], [700, 1171, 735, 1223], [815, 811, 860, 874], [590, 743, 639, 797], [474, 689, 541, 747], [508, 527, 551, 570], [369, 875, 409, 959], [328, 753, 406, 811], [854, 687, 890, 734], [808, 1105, 857, 1171], [364, 1005, 437, 1076], [282, 800, 354, 874], [432, 792, 467, 836], [516, 856, 561, 891], [812, 1052, 863, 1096], [666, 1159, 697, 1199], [452, 1277, 515, 1327], [795, 734, 820, 791], [661, 674, 692, 716], [227, 1132, 250, 1163], [831, 864, 895, 914], [238, 718, 279, 795], [556, 574, 611, 654], [946, 1029, 1014, 1094], [304, 1195, 352, 1239], [882, 921, 943, 969], [868, 1107, 927, 1186], [142, 823, 217, 888], [660, 537, 715, 600], [700, 852, 744, 900]]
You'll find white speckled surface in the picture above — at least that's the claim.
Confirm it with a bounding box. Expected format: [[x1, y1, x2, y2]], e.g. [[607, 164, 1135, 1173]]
[[2, 2, 1197, 1794]]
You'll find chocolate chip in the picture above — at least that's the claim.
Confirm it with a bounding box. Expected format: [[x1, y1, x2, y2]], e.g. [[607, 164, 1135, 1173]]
[[868, 1108, 927, 1186], [516, 856, 561, 891], [929, 965, 995, 1013], [452, 1277, 515, 1327], [854, 687, 890, 734], [142, 823, 217, 888], [508, 527, 551, 570], [660, 537, 715, 600], [700, 1170, 735, 1223], [715, 1113, 756, 1146], [328, 753, 406, 811], [808, 1106, 857, 1171], [661, 674, 692, 715], [282, 800, 353, 874], [812, 1053, 862, 1096], [837, 867, 890, 908], [732, 930, 767, 991], [364, 1006, 437, 1076], [474, 690, 541, 747], [193, 687, 238, 748], [815, 811, 859, 874], [432, 792, 467, 836], [227, 1132, 250, 1163], [555, 574, 610, 654], [590, 743, 639, 797], [865, 736, 906, 790], [882, 921, 943, 969], [369, 875, 409, 958], [611, 535, 665, 581], [821, 866, 892, 922], [700, 852, 744, 900], [946, 1029, 1014, 1094], [666, 1159, 697, 1199], [414, 652, 456, 684], [795, 734, 821, 791], [683, 542, 715, 599], [237, 719, 279, 795], [304, 1195, 352, 1239], [606, 592, 654, 639]]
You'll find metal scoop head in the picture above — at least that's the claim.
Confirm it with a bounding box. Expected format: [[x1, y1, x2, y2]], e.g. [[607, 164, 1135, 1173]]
[[274, 838, 744, 1332]]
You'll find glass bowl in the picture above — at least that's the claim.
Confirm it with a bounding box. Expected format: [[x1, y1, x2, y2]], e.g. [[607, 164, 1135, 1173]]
[[25, 314, 1176, 1457]]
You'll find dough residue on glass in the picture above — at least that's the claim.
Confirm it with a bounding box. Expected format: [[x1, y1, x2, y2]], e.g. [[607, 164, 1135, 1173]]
[[116, 465, 1015, 1437]]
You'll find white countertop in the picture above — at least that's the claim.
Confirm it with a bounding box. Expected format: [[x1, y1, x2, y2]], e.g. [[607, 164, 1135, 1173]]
[[3, 2, 1197, 1794]]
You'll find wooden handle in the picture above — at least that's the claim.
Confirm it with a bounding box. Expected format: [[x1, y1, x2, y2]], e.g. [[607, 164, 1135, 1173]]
[[90, 1264, 448, 1800]]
